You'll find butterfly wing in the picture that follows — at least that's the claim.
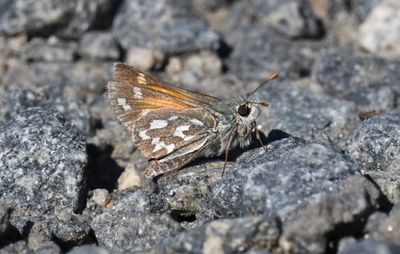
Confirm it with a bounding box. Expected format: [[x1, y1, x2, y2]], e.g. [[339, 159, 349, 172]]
[[132, 109, 216, 159], [107, 63, 220, 129], [107, 63, 221, 160]]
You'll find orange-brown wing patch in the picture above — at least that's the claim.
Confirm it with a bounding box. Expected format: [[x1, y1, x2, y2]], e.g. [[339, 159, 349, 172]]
[[113, 63, 220, 106], [107, 63, 221, 131]]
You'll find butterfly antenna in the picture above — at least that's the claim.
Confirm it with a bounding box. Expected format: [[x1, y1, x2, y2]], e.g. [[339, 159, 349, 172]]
[[248, 72, 279, 98]]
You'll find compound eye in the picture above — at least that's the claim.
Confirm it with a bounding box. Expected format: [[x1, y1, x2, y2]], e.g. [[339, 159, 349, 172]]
[[238, 103, 251, 117]]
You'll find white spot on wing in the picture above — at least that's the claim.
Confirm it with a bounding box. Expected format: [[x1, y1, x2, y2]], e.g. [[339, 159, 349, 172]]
[[168, 116, 179, 121], [173, 125, 194, 141], [117, 98, 132, 111], [139, 130, 151, 140], [137, 73, 147, 85], [133, 87, 143, 99], [190, 119, 204, 126], [117, 98, 126, 105], [151, 137, 175, 153], [150, 120, 168, 129], [122, 104, 132, 111]]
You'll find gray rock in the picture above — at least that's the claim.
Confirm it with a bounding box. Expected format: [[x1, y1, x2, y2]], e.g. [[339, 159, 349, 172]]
[[156, 162, 225, 225], [160, 216, 280, 254], [0, 241, 29, 254], [358, 1, 400, 58], [280, 176, 381, 254], [68, 245, 111, 254], [225, 28, 317, 81], [0, 0, 74, 35], [64, 61, 113, 94], [113, 0, 219, 54], [338, 239, 400, 254], [344, 113, 400, 203], [208, 137, 358, 220], [91, 196, 182, 253], [32, 241, 61, 254], [313, 49, 399, 112], [28, 61, 112, 95], [79, 32, 120, 60], [56, 0, 115, 38], [0, 107, 87, 229], [365, 205, 400, 246], [224, 0, 323, 39], [259, 78, 360, 141], [192, 0, 232, 12], [21, 37, 78, 62], [0, 0, 116, 38], [3, 88, 92, 136], [347, 0, 380, 21], [0, 203, 10, 236], [0, 203, 18, 248]]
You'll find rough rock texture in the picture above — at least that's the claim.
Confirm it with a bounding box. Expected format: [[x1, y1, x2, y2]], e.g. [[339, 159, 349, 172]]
[[79, 32, 120, 60], [113, 0, 219, 54], [207, 138, 358, 219], [338, 239, 400, 254], [160, 216, 280, 253], [313, 49, 400, 112], [0, 0, 399, 253], [344, 113, 400, 203], [225, 28, 316, 81], [0, 108, 86, 217], [358, 1, 400, 58], [225, 0, 324, 39], [91, 192, 182, 252], [280, 176, 382, 253], [21, 37, 78, 62], [259, 79, 360, 141], [0, 108, 89, 245], [0, 0, 116, 38]]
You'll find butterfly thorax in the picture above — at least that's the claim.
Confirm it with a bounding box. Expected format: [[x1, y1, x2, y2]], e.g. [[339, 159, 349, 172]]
[[211, 98, 261, 153]]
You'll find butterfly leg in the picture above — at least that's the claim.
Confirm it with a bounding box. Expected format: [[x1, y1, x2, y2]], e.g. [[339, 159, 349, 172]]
[[255, 127, 268, 152], [221, 125, 238, 177]]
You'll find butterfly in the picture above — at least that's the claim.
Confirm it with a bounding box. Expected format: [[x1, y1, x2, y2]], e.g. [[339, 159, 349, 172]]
[[107, 63, 278, 178]]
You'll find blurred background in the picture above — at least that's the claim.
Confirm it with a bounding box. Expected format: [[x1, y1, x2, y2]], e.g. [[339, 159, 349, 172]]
[[0, 0, 399, 189]]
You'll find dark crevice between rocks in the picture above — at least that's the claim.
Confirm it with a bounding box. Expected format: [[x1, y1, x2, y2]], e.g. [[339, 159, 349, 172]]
[[325, 220, 366, 254], [299, 12, 325, 40], [20, 221, 34, 240], [324, 184, 392, 254], [217, 39, 233, 73], [26, 24, 65, 39], [363, 174, 393, 213], [74, 164, 89, 215], [86, 144, 124, 192], [116, 43, 127, 62], [51, 229, 97, 253], [0, 223, 21, 248], [91, 0, 124, 30], [170, 210, 197, 223]]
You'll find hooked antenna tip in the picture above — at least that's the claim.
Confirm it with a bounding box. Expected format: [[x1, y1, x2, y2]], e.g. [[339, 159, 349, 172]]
[[268, 72, 279, 81]]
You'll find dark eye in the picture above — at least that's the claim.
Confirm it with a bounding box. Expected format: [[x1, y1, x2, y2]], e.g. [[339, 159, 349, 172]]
[[238, 103, 251, 117]]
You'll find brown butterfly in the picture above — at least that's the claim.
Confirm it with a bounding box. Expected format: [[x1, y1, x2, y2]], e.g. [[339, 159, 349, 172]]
[[107, 63, 278, 178]]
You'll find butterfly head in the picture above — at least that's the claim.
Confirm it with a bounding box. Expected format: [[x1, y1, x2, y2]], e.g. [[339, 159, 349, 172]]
[[233, 72, 279, 146], [234, 100, 268, 145]]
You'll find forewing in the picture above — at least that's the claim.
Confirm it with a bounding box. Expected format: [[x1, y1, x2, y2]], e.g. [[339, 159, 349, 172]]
[[132, 109, 215, 159], [107, 63, 220, 130]]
